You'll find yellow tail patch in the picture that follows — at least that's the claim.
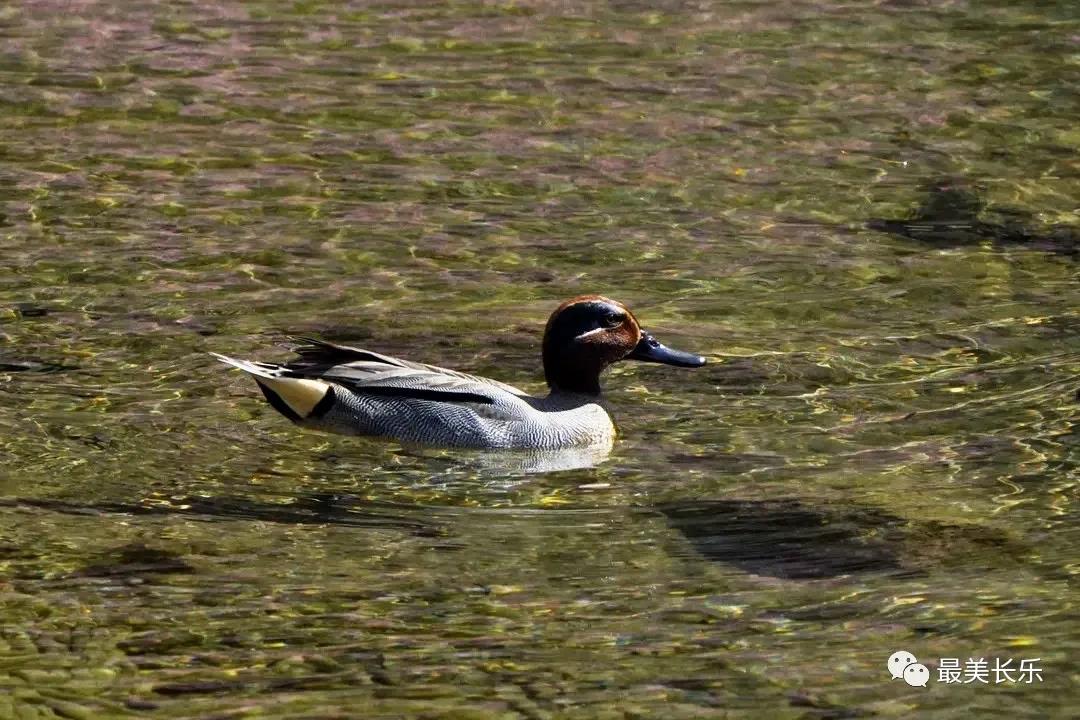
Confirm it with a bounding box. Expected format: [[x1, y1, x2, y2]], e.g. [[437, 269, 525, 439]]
[[255, 376, 330, 418]]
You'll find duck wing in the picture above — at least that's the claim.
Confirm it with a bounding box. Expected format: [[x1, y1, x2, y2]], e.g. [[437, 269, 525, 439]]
[[281, 337, 531, 405]]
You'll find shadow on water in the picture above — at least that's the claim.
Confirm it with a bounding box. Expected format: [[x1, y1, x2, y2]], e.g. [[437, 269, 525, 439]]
[[0, 359, 73, 373], [75, 543, 196, 578], [867, 177, 1078, 258], [0, 494, 445, 537], [656, 499, 904, 579], [4, 494, 1035, 583], [656, 498, 1031, 580], [2, 493, 459, 581]]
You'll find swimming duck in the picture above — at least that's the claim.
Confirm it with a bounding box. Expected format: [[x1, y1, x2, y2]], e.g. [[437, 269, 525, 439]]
[[213, 295, 705, 450]]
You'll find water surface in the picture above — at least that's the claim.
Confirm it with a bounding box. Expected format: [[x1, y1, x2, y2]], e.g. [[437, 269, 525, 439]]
[[1, 1, 1077, 717]]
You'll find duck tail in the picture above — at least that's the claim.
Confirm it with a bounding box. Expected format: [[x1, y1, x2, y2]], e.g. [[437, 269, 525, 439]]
[[212, 352, 334, 423], [210, 352, 281, 379]]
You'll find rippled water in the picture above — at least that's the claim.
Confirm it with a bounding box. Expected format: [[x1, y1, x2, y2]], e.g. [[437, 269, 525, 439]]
[[1, 1, 1077, 717]]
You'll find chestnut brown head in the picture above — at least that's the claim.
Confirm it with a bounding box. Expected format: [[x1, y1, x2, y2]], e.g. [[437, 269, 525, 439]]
[[541, 295, 705, 395]]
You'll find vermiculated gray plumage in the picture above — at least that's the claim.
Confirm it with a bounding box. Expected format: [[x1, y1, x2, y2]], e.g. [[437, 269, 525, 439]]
[[216, 338, 614, 450]]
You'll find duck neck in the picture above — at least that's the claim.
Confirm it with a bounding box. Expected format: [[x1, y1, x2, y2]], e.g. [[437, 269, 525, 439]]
[[543, 354, 603, 396]]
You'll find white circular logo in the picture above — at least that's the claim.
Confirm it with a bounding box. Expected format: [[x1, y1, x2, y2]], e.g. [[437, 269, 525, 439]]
[[887, 650, 918, 680], [903, 663, 930, 687]]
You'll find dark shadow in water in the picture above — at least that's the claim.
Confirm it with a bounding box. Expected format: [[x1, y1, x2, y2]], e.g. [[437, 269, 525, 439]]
[[6, 494, 1032, 583], [656, 499, 904, 579], [867, 177, 1078, 258], [3, 494, 458, 582], [0, 358, 75, 373], [77, 543, 195, 577], [0, 493, 446, 538], [657, 498, 1032, 580]]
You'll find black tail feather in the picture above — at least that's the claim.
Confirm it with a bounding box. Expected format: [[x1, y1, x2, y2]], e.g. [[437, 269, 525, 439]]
[[288, 336, 390, 366], [255, 379, 303, 423]]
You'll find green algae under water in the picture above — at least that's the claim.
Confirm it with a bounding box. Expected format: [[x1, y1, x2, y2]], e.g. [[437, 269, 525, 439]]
[[0, 1, 1077, 718]]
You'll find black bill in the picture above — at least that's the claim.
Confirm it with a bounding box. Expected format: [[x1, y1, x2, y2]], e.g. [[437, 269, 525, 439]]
[[627, 332, 706, 367]]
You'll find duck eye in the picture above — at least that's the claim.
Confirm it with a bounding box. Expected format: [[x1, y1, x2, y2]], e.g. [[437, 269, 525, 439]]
[[602, 312, 624, 329]]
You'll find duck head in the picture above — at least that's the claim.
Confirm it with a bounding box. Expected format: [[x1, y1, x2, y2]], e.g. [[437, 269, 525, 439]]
[[542, 295, 706, 395]]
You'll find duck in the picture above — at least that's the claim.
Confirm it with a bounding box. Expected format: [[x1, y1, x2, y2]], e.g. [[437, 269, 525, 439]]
[[212, 295, 705, 450]]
